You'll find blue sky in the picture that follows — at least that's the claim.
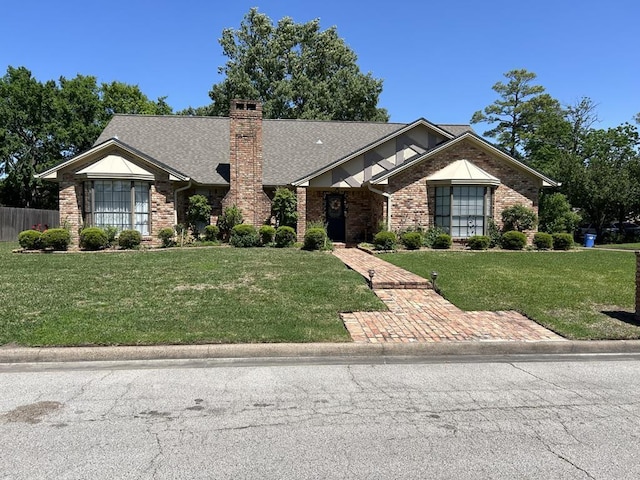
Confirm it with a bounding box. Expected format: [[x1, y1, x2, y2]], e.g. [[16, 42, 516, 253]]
[[2, 0, 638, 132]]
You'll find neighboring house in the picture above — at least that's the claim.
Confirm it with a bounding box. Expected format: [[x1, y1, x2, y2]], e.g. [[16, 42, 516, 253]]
[[36, 100, 556, 247]]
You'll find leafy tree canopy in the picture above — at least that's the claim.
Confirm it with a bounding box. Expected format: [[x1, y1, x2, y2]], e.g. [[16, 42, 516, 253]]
[[203, 8, 388, 121], [471, 69, 550, 158], [0, 66, 172, 208]]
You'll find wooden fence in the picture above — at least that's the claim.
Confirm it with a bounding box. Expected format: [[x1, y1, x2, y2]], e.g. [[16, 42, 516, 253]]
[[0, 207, 59, 242]]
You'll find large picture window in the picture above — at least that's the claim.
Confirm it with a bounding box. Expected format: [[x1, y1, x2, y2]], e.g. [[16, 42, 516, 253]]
[[434, 186, 492, 238], [84, 180, 150, 235]]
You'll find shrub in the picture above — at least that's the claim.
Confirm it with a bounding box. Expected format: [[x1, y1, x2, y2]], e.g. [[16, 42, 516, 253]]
[[186, 195, 212, 238], [467, 235, 490, 250], [259, 225, 276, 245], [18, 230, 42, 250], [118, 230, 142, 249], [539, 193, 581, 234], [552, 233, 574, 251], [401, 232, 422, 250], [80, 227, 109, 251], [103, 226, 118, 247], [274, 226, 296, 248], [230, 224, 259, 248], [533, 232, 553, 250], [271, 188, 298, 228], [204, 224, 220, 242], [158, 227, 175, 247], [217, 205, 244, 241], [373, 231, 397, 251], [41, 228, 71, 251], [432, 233, 452, 249], [423, 226, 447, 247], [303, 227, 327, 250], [501, 204, 538, 232], [500, 230, 527, 250], [487, 218, 501, 248]]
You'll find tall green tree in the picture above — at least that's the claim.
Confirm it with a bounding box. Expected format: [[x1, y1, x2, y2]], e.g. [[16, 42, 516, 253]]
[[564, 124, 640, 234], [0, 67, 59, 208], [0, 66, 173, 208], [471, 69, 550, 158], [205, 8, 388, 121]]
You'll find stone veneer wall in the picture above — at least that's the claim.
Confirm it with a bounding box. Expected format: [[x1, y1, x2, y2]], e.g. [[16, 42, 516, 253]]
[[296, 188, 307, 242], [636, 251, 640, 319], [387, 140, 540, 235], [222, 100, 271, 226]]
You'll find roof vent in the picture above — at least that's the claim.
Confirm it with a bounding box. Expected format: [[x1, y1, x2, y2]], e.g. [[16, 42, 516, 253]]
[[315, 139, 323, 145]]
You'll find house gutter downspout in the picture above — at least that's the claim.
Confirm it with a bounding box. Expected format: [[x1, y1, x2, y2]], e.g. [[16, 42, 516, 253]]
[[173, 179, 192, 226], [367, 183, 392, 230]]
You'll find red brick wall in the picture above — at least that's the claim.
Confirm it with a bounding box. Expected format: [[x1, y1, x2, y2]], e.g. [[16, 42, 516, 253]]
[[222, 100, 271, 226], [387, 139, 540, 236], [57, 156, 177, 248], [303, 189, 381, 243]]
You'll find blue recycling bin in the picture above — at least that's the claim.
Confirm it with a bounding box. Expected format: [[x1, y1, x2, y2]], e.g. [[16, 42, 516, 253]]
[[584, 234, 596, 248]]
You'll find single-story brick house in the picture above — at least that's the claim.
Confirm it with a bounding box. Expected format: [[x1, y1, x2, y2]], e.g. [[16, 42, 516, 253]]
[[37, 99, 556, 246]]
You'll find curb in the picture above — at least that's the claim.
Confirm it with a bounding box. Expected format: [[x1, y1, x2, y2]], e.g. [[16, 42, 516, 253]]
[[2, 340, 640, 364]]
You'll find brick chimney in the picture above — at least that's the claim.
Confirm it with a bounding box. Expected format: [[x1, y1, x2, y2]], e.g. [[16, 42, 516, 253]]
[[223, 99, 271, 226]]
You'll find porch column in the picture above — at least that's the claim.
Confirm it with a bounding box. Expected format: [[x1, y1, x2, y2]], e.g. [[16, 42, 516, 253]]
[[296, 187, 307, 242]]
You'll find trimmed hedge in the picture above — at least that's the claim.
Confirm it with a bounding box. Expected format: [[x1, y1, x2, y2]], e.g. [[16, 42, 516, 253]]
[[258, 225, 276, 245], [230, 224, 260, 248], [500, 230, 527, 250], [552, 233, 574, 251], [533, 232, 553, 250], [118, 230, 142, 249], [41, 228, 71, 251], [373, 231, 397, 251], [18, 230, 42, 250], [432, 233, 452, 250], [158, 228, 175, 247], [303, 227, 327, 251], [80, 227, 109, 251], [204, 224, 220, 242], [467, 235, 490, 250], [274, 226, 296, 248], [401, 232, 422, 250]]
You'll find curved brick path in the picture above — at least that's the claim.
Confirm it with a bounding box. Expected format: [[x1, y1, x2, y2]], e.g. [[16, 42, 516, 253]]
[[333, 249, 565, 343]]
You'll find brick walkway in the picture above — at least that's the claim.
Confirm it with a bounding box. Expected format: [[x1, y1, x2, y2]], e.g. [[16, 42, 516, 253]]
[[334, 249, 565, 343]]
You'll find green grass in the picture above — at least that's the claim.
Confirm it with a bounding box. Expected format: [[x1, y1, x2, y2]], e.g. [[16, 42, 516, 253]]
[[381, 249, 639, 340], [594, 242, 640, 251], [0, 243, 384, 346]]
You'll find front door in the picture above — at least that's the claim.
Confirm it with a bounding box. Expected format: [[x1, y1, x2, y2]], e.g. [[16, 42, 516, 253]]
[[325, 193, 346, 242]]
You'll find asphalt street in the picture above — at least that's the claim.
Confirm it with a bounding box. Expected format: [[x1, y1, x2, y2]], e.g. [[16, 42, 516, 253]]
[[1, 355, 639, 479]]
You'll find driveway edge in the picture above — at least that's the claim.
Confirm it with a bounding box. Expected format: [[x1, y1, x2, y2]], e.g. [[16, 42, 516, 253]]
[[3, 340, 640, 364]]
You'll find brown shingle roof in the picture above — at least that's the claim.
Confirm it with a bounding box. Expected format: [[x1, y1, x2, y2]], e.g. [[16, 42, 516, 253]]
[[96, 115, 473, 186]]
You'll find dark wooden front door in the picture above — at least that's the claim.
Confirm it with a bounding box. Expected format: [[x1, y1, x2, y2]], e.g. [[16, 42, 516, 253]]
[[325, 193, 346, 242]]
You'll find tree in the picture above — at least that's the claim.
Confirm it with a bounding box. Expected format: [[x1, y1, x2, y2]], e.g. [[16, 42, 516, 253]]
[[271, 187, 297, 228], [101, 81, 172, 119], [538, 192, 581, 234], [0, 67, 59, 208], [206, 8, 388, 121], [564, 124, 640, 235], [0, 66, 173, 208], [471, 69, 549, 158], [186, 194, 212, 238]]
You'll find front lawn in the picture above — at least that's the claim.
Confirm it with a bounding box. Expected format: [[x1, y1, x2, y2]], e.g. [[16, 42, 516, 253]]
[[594, 242, 640, 251], [0, 243, 384, 346], [381, 250, 639, 340]]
